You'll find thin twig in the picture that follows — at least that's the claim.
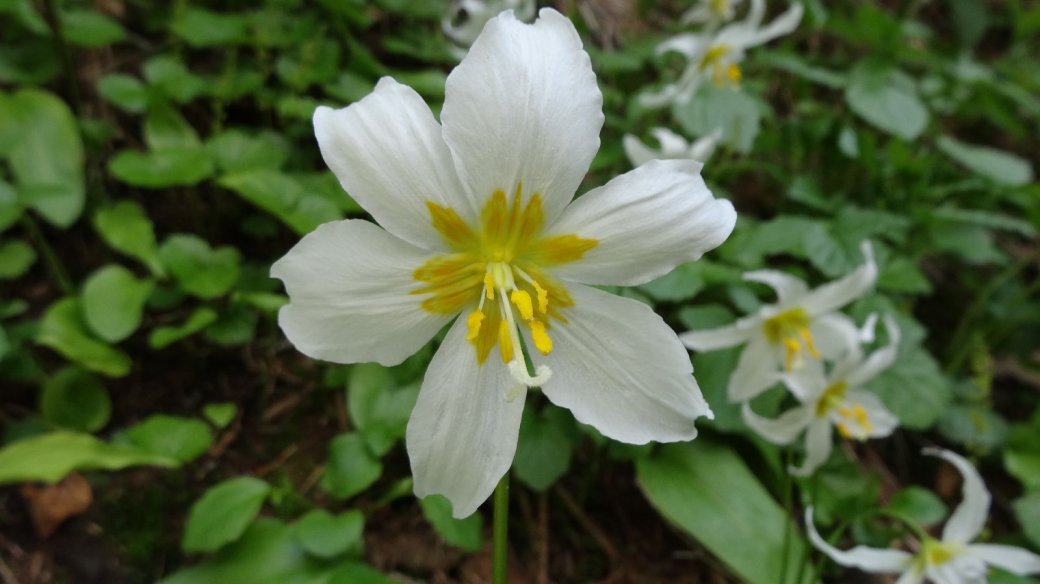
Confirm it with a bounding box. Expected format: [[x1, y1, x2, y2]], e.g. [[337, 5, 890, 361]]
[[553, 484, 619, 562]]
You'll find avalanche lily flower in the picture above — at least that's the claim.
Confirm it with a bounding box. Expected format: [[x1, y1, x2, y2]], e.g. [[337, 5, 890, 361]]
[[443, 0, 535, 58], [679, 241, 878, 403], [639, 0, 804, 108], [681, 0, 745, 28], [742, 316, 900, 476], [807, 448, 1040, 583], [272, 9, 736, 518], [622, 127, 723, 168]]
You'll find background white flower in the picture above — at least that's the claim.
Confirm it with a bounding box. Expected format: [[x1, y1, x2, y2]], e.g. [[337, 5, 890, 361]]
[[681, 241, 877, 403], [807, 448, 1040, 583], [742, 316, 901, 476], [273, 9, 736, 518], [443, 0, 535, 58], [623, 127, 724, 168], [682, 0, 746, 28]]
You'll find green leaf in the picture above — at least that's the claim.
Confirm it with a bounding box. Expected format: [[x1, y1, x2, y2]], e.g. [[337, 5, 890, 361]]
[[109, 148, 215, 188], [878, 256, 932, 294], [204, 304, 258, 346], [0, 431, 177, 485], [145, 103, 203, 150], [347, 364, 419, 456], [673, 84, 763, 153], [293, 509, 364, 559], [758, 51, 848, 88], [219, 170, 342, 235], [36, 298, 132, 377], [935, 136, 1034, 187], [639, 262, 707, 302], [930, 207, 1036, 237], [124, 415, 213, 463], [1014, 493, 1040, 548], [637, 441, 816, 584], [182, 477, 271, 553], [321, 433, 382, 500], [845, 62, 929, 141], [419, 494, 483, 552], [171, 7, 250, 47], [0, 180, 22, 233], [81, 265, 154, 343], [149, 307, 219, 349], [5, 89, 85, 227], [0, 239, 36, 279], [869, 346, 951, 429], [514, 405, 576, 492], [886, 486, 948, 527], [96, 74, 149, 113], [93, 201, 164, 275], [40, 367, 111, 433], [207, 130, 289, 173], [60, 9, 126, 47], [203, 403, 237, 429], [143, 55, 207, 103], [938, 404, 1009, 452], [159, 235, 240, 299]]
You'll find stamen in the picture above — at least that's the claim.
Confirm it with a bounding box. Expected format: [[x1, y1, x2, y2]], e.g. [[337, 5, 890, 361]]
[[837, 423, 852, 439], [483, 272, 495, 300], [498, 320, 514, 363], [508, 360, 552, 387], [465, 310, 484, 340], [511, 290, 534, 322], [799, 328, 820, 359], [504, 382, 525, 402], [726, 63, 742, 83], [533, 281, 548, 313], [783, 338, 801, 371], [530, 320, 553, 355]]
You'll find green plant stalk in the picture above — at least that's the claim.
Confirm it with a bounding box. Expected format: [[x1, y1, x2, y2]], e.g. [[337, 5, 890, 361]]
[[778, 449, 794, 584], [492, 471, 510, 584], [22, 216, 73, 294]]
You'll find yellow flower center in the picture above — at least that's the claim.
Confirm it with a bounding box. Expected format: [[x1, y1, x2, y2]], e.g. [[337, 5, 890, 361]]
[[815, 380, 848, 417], [762, 307, 820, 371], [914, 539, 960, 575], [710, 0, 730, 16], [413, 183, 597, 369], [699, 44, 742, 88]]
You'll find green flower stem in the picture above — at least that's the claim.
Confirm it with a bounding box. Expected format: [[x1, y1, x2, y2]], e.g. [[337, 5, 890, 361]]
[[778, 449, 794, 584], [492, 471, 510, 584]]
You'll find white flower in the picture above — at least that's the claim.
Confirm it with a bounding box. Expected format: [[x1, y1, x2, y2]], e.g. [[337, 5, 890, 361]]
[[623, 127, 723, 168], [680, 241, 878, 403], [272, 9, 736, 518], [639, 0, 804, 108], [807, 448, 1040, 583], [443, 0, 536, 58], [742, 316, 901, 476], [681, 0, 745, 28]]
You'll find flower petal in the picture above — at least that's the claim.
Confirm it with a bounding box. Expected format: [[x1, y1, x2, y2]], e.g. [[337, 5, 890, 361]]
[[727, 334, 783, 402], [969, 544, 1040, 575], [622, 133, 660, 168], [545, 159, 736, 286], [791, 417, 833, 476], [272, 220, 451, 367], [779, 358, 828, 402], [811, 312, 862, 361], [313, 79, 474, 251], [805, 507, 914, 572], [741, 402, 813, 445], [534, 284, 712, 444], [741, 1, 803, 48], [801, 241, 878, 316], [894, 570, 925, 584], [406, 316, 524, 518], [680, 315, 760, 351], [441, 8, 603, 224], [743, 270, 810, 306], [846, 316, 901, 387], [688, 127, 724, 161], [844, 389, 899, 438], [924, 448, 991, 544]]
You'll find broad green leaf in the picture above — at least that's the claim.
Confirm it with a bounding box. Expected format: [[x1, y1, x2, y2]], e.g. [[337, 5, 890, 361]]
[[321, 433, 382, 500], [870, 346, 951, 429], [673, 83, 763, 153], [149, 306, 219, 349], [0, 431, 177, 485], [513, 406, 576, 492], [109, 148, 214, 188], [93, 201, 163, 275], [60, 8, 126, 47], [182, 477, 271, 553], [0, 239, 35, 279], [40, 367, 111, 432], [392, 69, 447, 99], [758, 51, 847, 88], [203, 403, 237, 429], [5, 89, 85, 227], [36, 298, 132, 377], [158, 235, 240, 299], [204, 304, 258, 346], [347, 364, 419, 456], [81, 265, 154, 343], [275, 37, 340, 89], [886, 487, 948, 527], [419, 494, 483, 552], [96, 74, 149, 113], [207, 130, 289, 173], [171, 7, 250, 47], [145, 103, 202, 150], [938, 404, 1009, 452], [931, 207, 1036, 237], [0, 179, 21, 232], [639, 263, 707, 302], [935, 136, 1034, 187], [293, 509, 364, 558], [143, 55, 206, 103], [637, 441, 816, 584], [845, 62, 929, 141], [1014, 494, 1040, 548], [878, 256, 932, 294], [219, 170, 342, 235], [124, 415, 213, 463]]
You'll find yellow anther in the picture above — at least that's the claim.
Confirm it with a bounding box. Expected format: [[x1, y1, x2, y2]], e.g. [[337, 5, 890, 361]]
[[483, 273, 495, 300], [837, 406, 855, 418], [530, 320, 553, 355], [498, 320, 513, 363], [799, 328, 820, 359], [783, 338, 801, 371], [726, 63, 742, 83], [532, 281, 549, 313], [511, 290, 534, 322], [465, 310, 484, 341], [837, 423, 852, 439], [700, 44, 730, 70]]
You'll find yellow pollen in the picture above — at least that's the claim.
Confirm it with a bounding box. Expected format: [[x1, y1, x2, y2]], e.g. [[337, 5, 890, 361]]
[[511, 290, 534, 322], [700, 44, 730, 70], [815, 381, 848, 416], [922, 539, 956, 567], [530, 320, 553, 355], [837, 423, 852, 439], [498, 320, 514, 363], [532, 281, 549, 313], [837, 406, 854, 418], [726, 63, 742, 83], [483, 273, 495, 300], [710, 0, 729, 15], [764, 308, 817, 371], [783, 338, 802, 371], [465, 310, 484, 341], [800, 327, 821, 359]]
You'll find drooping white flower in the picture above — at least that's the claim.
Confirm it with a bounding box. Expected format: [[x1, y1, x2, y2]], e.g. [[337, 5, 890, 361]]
[[742, 316, 901, 476], [443, 0, 536, 58], [680, 241, 878, 403], [272, 9, 736, 518], [807, 448, 1040, 583], [640, 0, 804, 108], [682, 0, 746, 27], [623, 127, 724, 168]]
